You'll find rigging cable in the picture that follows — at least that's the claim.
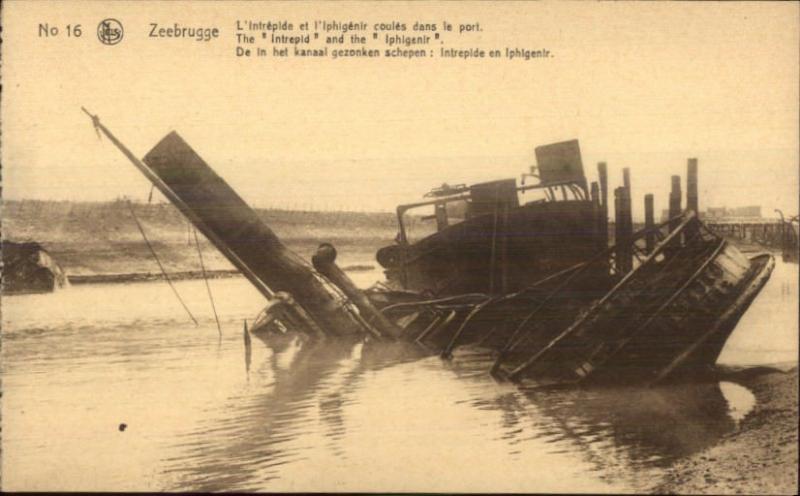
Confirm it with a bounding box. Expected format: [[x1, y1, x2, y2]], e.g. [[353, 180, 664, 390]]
[[126, 200, 198, 326], [193, 228, 223, 338]]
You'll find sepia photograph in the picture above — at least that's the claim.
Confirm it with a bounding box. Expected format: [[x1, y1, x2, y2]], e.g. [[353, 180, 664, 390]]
[[1, 1, 798, 493]]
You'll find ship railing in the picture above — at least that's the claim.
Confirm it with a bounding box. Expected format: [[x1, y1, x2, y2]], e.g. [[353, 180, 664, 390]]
[[394, 178, 588, 244]]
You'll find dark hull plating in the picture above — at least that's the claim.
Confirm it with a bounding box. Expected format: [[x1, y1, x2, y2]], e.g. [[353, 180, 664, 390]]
[[380, 200, 603, 296]]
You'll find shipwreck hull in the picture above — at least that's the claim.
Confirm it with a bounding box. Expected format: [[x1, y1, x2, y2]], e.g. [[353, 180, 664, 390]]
[[491, 216, 776, 386], [662, 252, 775, 380], [579, 249, 775, 385], [1, 241, 68, 294], [88, 114, 776, 388]]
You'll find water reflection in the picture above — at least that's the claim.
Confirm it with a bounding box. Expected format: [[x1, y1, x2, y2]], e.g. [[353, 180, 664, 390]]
[[523, 381, 736, 465], [444, 349, 753, 485], [1, 261, 795, 492], [718, 381, 756, 424], [159, 335, 426, 492], [156, 337, 758, 492], [161, 338, 356, 491]]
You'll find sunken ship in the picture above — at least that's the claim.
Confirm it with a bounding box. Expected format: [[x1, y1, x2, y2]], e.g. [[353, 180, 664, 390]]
[[1, 240, 69, 294], [84, 109, 775, 386]]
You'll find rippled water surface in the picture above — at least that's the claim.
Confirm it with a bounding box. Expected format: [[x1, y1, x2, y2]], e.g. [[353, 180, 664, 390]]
[[2, 261, 797, 492]]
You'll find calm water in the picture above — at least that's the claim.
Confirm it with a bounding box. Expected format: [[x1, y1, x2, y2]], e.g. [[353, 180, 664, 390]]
[[2, 261, 797, 492]]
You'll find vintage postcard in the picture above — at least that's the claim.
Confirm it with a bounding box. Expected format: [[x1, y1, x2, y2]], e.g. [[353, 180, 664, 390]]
[[1, 1, 798, 493]]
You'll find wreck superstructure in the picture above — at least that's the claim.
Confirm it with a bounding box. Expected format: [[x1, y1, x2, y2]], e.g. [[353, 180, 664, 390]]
[[377, 140, 606, 295]]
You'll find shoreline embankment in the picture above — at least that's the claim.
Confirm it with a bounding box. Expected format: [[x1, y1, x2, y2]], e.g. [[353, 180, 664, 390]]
[[65, 264, 378, 285], [654, 366, 798, 495], [3, 199, 399, 280]]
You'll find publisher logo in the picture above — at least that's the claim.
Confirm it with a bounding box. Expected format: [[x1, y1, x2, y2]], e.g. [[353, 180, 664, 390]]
[[97, 18, 123, 45]]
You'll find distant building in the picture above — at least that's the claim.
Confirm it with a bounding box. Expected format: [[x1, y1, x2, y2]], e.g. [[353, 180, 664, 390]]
[[701, 205, 762, 221], [662, 205, 763, 222], [728, 206, 762, 218]]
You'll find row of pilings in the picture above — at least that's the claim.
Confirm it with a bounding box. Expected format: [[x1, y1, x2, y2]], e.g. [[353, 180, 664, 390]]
[[590, 158, 700, 275], [592, 156, 797, 267]]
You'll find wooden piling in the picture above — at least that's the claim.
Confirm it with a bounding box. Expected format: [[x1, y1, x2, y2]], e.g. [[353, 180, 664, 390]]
[[598, 162, 609, 247], [669, 175, 682, 250], [623, 168, 631, 191], [614, 187, 622, 247], [614, 187, 632, 273], [622, 186, 633, 273], [686, 159, 699, 238], [622, 168, 633, 266], [669, 176, 682, 224], [644, 194, 655, 254], [687, 158, 698, 214], [591, 182, 603, 251]]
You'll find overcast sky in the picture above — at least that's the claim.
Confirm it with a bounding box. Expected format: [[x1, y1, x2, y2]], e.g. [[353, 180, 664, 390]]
[[2, 1, 798, 220]]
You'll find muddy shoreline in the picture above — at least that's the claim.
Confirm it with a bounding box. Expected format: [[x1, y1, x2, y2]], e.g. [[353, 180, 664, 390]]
[[65, 264, 377, 285], [2, 199, 396, 278], [654, 367, 798, 494]]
